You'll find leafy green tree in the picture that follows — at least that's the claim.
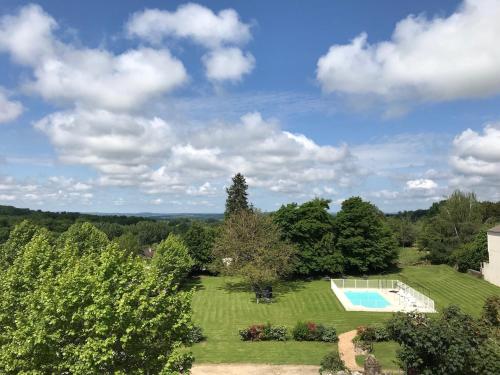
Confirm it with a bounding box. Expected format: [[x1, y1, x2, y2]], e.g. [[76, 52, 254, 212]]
[[224, 173, 249, 218], [0, 220, 41, 269], [132, 220, 171, 246], [153, 234, 194, 285], [387, 216, 417, 248], [419, 191, 482, 264], [0, 223, 194, 374], [214, 210, 296, 301], [452, 229, 489, 272], [182, 221, 216, 272], [387, 304, 499, 375], [335, 197, 398, 273], [274, 198, 343, 276], [116, 231, 142, 255]]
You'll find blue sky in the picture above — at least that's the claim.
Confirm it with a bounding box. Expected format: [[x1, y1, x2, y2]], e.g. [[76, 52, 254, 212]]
[[0, 0, 499, 213]]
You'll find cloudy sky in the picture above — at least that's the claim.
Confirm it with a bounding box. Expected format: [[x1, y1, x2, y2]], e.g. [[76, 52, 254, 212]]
[[0, 0, 499, 213]]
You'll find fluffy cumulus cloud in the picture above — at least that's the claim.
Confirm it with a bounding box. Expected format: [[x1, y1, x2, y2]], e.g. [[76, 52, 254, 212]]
[[127, 3, 254, 82], [450, 124, 500, 201], [0, 91, 22, 123], [145, 112, 356, 194], [316, 0, 500, 105], [203, 48, 255, 82], [126, 3, 251, 47], [35, 109, 176, 186], [406, 179, 438, 190], [0, 4, 187, 110]]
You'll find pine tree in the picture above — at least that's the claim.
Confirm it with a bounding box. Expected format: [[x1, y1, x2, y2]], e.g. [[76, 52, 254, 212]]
[[225, 173, 249, 218]]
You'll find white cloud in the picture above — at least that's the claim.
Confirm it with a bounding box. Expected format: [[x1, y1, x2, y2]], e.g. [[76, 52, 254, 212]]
[[406, 178, 438, 190], [317, 0, 500, 105], [126, 3, 251, 48], [0, 4, 187, 110], [451, 124, 500, 177], [35, 109, 176, 186], [203, 48, 255, 82], [0, 91, 23, 123]]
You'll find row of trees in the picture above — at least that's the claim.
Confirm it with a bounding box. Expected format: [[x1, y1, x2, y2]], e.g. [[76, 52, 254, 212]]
[[212, 174, 399, 298]]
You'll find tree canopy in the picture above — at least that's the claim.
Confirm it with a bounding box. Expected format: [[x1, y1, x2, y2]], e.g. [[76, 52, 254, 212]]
[[335, 197, 398, 273], [274, 198, 343, 276], [214, 210, 296, 299], [0, 221, 194, 374]]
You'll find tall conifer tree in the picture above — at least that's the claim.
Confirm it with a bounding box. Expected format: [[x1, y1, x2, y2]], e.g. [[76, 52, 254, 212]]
[[225, 173, 249, 218]]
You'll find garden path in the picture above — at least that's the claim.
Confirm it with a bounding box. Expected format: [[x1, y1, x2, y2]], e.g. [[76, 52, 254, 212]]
[[338, 330, 363, 372]]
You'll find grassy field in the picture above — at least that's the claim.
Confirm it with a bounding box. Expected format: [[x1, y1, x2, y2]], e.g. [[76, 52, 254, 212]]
[[397, 247, 425, 266], [191, 265, 500, 364]]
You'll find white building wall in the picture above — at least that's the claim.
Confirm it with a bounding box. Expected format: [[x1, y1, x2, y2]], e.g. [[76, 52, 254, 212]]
[[483, 232, 500, 287]]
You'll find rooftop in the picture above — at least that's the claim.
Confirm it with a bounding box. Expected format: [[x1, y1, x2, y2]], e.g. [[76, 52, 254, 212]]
[[487, 224, 500, 234]]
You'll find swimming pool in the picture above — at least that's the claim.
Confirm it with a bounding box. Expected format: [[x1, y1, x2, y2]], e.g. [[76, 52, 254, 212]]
[[344, 291, 390, 308]]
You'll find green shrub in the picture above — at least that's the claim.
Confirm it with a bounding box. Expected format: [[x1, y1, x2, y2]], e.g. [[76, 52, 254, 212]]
[[292, 321, 337, 342], [319, 351, 345, 375], [356, 325, 389, 342], [318, 325, 338, 343], [239, 323, 288, 341], [186, 325, 205, 344], [292, 321, 310, 341]]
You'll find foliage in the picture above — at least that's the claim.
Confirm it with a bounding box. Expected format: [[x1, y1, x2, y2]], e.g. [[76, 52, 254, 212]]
[[0, 219, 41, 269], [335, 197, 398, 273], [225, 172, 249, 218], [131, 220, 171, 246], [182, 220, 216, 272], [481, 295, 500, 327], [186, 325, 205, 344], [0, 221, 194, 374], [153, 234, 194, 285], [387, 215, 418, 247], [418, 190, 482, 264], [292, 321, 337, 342], [319, 351, 346, 375], [214, 210, 296, 300], [356, 325, 390, 342], [116, 231, 142, 255], [452, 229, 489, 272], [239, 323, 288, 341], [386, 304, 498, 375], [274, 198, 343, 276]]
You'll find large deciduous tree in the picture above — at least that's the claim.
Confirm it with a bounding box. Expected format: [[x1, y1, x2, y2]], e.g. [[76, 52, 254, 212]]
[[335, 197, 398, 273], [0, 222, 194, 374], [274, 198, 343, 276], [214, 210, 296, 301], [224, 173, 249, 218], [418, 190, 483, 264], [182, 221, 216, 272]]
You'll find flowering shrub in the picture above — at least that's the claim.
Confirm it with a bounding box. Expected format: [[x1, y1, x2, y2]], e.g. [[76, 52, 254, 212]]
[[239, 323, 288, 341], [292, 321, 338, 342], [356, 325, 390, 342]]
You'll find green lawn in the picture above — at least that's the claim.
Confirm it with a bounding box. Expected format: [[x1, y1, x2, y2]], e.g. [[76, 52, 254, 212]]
[[191, 265, 499, 364], [397, 247, 425, 266]]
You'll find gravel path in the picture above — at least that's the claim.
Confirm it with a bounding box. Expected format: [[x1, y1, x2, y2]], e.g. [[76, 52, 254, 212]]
[[338, 330, 363, 372], [191, 364, 319, 375]]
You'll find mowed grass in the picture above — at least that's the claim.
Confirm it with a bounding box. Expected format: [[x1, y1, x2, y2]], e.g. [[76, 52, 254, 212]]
[[356, 341, 401, 370], [191, 265, 499, 364]]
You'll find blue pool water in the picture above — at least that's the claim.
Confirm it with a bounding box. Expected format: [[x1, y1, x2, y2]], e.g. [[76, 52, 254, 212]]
[[344, 291, 390, 308]]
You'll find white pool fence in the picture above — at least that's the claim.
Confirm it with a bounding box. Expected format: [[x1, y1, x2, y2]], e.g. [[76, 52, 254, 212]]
[[331, 278, 435, 312]]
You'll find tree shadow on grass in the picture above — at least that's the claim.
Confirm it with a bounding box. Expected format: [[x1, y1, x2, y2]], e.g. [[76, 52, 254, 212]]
[[218, 279, 308, 303], [182, 276, 205, 292]]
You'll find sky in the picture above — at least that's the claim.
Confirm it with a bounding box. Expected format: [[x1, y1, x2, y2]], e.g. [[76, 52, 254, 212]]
[[0, 0, 499, 213]]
